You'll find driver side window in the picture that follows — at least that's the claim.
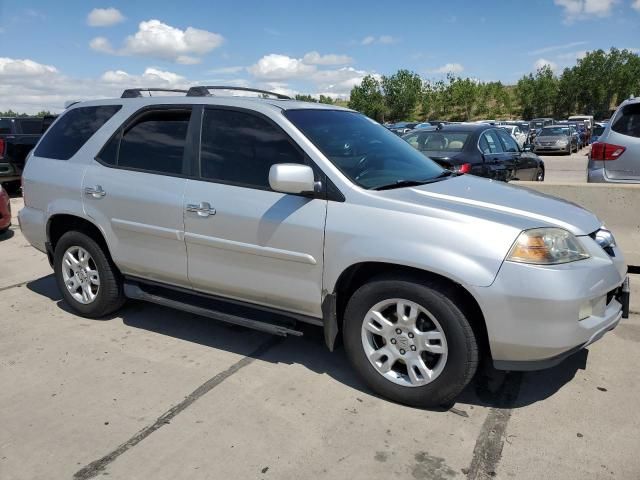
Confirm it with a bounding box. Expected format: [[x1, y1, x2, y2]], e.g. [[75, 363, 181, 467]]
[[496, 129, 519, 153]]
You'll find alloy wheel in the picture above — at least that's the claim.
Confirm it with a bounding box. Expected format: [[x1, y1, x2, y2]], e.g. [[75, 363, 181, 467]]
[[361, 298, 448, 387], [61, 246, 100, 304]]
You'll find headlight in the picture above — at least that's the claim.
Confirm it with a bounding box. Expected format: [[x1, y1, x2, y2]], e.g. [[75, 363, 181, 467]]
[[507, 228, 590, 265], [556, 139, 568, 146]]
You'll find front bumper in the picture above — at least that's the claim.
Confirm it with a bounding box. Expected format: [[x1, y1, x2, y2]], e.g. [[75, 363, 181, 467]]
[[534, 145, 569, 153], [470, 236, 627, 371]]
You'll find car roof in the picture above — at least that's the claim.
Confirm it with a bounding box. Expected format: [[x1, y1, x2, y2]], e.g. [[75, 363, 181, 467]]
[[66, 95, 353, 113], [408, 124, 491, 133]]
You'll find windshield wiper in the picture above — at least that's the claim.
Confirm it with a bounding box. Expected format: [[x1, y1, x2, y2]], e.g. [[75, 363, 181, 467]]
[[372, 171, 455, 191]]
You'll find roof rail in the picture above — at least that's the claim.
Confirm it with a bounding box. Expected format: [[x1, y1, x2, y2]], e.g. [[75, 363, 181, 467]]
[[186, 86, 291, 100], [121, 88, 188, 98]]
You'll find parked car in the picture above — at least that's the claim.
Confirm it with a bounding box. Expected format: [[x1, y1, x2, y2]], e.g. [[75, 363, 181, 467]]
[[530, 118, 554, 130], [0, 184, 10, 234], [0, 115, 55, 193], [569, 115, 594, 129], [499, 125, 528, 148], [389, 122, 419, 136], [533, 125, 578, 154], [402, 124, 544, 181], [19, 87, 628, 408], [588, 96, 640, 183]]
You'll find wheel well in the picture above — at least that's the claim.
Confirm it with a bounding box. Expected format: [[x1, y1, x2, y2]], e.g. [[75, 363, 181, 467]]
[[333, 262, 490, 358], [47, 214, 111, 262]]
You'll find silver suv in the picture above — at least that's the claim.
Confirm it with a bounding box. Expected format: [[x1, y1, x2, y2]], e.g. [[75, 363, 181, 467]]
[[19, 87, 629, 407], [588, 96, 640, 183]]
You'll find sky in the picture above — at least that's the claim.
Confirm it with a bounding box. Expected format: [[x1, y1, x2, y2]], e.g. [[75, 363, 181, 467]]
[[1, 0, 639, 113]]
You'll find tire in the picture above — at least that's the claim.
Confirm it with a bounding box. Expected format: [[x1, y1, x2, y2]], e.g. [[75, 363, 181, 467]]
[[53, 231, 125, 318], [343, 276, 478, 408], [536, 168, 545, 182]]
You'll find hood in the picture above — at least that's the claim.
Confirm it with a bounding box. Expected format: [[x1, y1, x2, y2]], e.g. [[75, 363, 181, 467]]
[[376, 175, 601, 236], [536, 135, 569, 143]]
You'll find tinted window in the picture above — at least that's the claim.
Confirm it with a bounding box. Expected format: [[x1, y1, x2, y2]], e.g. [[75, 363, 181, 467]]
[[285, 109, 443, 190], [0, 119, 11, 134], [200, 109, 304, 189], [117, 109, 191, 175], [19, 119, 42, 134], [479, 131, 504, 154], [34, 105, 121, 160], [496, 129, 519, 152], [612, 103, 640, 138]]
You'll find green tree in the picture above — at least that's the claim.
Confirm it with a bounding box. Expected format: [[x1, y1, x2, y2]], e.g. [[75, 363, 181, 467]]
[[348, 74, 386, 121], [381, 69, 422, 121], [294, 94, 317, 103]]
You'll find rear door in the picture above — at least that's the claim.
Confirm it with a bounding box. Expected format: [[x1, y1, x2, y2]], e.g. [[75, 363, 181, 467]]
[[604, 102, 640, 181], [478, 129, 512, 180], [83, 106, 194, 287], [183, 107, 327, 317]]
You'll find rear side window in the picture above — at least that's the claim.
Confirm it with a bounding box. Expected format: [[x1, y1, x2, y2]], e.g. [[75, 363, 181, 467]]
[[0, 119, 12, 134], [34, 105, 121, 160], [200, 109, 304, 189], [18, 119, 42, 134], [479, 131, 504, 154], [612, 103, 640, 138], [100, 109, 191, 175]]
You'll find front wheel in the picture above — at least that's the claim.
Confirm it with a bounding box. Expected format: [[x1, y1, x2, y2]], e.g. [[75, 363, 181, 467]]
[[53, 231, 125, 318], [343, 277, 478, 408]]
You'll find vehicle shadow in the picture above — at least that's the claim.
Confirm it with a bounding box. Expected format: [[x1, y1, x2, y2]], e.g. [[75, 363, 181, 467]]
[[27, 274, 587, 411], [0, 228, 15, 241]]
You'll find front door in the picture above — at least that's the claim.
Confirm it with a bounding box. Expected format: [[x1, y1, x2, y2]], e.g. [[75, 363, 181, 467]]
[[183, 107, 327, 317]]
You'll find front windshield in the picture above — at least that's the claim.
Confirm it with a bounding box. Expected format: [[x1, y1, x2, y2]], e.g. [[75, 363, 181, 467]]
[[285, 109, 444, 190], [404, 131, 470, 152], [540, 127, 569, 136]]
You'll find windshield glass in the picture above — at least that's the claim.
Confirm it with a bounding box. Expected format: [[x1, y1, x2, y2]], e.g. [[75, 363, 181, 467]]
[[285, 109, 444, 190], [540, 127, 569, 136], [404, 131, 470, 152], [593, 125, 606, 136]]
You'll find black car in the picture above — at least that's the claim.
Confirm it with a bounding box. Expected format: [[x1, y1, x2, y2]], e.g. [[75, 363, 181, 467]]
[[402, 124, 545, 181], [389, 122, 420, 136]]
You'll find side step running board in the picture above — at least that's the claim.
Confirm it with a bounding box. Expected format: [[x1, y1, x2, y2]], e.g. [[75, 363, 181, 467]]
[[124, 282, 303, 337]]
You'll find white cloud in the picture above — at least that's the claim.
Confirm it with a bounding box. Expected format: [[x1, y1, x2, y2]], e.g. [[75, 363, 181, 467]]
[[89, 37, 115, 54], [90, 19, 224, 64], [0, 57, 191, 113], [360, 35, 398, 46], [428, 63, 464, 74], [0, 57, 58, 78], [632, 0, 640, 10], [302, 51, 353, 66], [248, 54, 316, 80], [534, 58, 559, 71], [87, 7, 125, 27], [528, 41, 588, 55], [554, 0, 617, 22]]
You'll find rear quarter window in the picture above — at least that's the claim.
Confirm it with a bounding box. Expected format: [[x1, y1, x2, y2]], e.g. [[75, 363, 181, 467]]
[[612, 103, 640, 138], [18, 119, 43, 134], [0, 119, 12, 134], [34, 105, 121, 160]]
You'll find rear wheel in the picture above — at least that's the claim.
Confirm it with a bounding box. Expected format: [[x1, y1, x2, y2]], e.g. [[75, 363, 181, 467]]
[[536, 168, 545, 181], [343, 276, 478, 408], [53, 231, 125, 317]]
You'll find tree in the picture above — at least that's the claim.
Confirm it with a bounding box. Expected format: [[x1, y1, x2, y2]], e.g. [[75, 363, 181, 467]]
[[295, 94, 317, 103], [348, 75, 386, 121], [381, 69, 422, 121]]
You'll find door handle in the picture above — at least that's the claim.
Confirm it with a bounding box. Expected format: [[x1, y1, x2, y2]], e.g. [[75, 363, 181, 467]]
[[84, 185, 106, 198], [186, 202, 216, 217]]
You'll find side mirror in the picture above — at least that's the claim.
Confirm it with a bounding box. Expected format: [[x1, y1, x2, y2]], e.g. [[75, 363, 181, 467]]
[[269, 164, 315, 195]]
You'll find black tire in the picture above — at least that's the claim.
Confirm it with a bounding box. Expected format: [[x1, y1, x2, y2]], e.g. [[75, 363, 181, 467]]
[[343, 276, 478, 408], [536, 168, 545, 181], [53, 231, 125, 318]]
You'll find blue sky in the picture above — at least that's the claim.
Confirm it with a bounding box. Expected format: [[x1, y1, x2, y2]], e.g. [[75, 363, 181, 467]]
[[1, 0, 639, 112]]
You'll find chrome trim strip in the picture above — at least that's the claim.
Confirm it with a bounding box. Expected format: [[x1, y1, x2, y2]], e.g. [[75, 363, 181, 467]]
[[111, 218, 184, 241]]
